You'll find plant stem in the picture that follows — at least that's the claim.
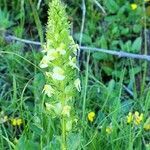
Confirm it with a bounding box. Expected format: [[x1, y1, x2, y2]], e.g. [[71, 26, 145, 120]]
[[62, 117, 66, 150], [141, 0, 147, 95], [62, 88, 66, 150], [82, 51, 90, 121]]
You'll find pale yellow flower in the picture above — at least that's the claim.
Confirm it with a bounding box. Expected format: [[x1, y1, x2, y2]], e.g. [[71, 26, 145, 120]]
[[57, 49, 66, 55], [47, 49, 59, 61], [74, 78, 81, 92], [58, 43, 65, 49], [88, 112, 95, 122], [51, 67, 65, 80], [39, 56, 49, 68], [42, 44, 48, 53], [69, 56, 79, 70], [72, 45, 79, 56], [66, 120, 72, 131], [131, 3, 138, 10], [61, 105, 71, 117], [127, 112, 133, 124], [54, 103, 62, 115], [45, 72, 51, 77], [45, 102, 62, 115], [56, 43, 66, 55], [0, 115, 8, 124], [4, 116, 8, 121], [43, 84, 54, 97], [45, 102, 55, 111]]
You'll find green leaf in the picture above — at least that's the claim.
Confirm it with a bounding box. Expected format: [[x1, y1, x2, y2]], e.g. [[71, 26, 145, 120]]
[[107, 79, 115, 93], [30, 124, 44, 135], [104, 0, 119, 13], [0, 9, 13, 30], [120, 40, 132, 52], [16, 137, 39, 150], [131, 37, 142, 53], [67, 133, 81, 150], [92, 52, 108, 61], [120, 27, 129, 35], [120, 100, 133, 116], [112, 70, 123, 78], [96, 111, 106, 124], [133, 24, 142, 33], [44, 136, 61, 150], [100, 36, 108, 49], [102, 66, 113, 76], [125, 40, 132, 52], [129, 67, 141, 77], [74, 33, 92, 44]]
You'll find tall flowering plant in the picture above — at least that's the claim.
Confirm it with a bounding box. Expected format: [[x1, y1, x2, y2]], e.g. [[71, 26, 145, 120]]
[[39, 0, 80, 149]]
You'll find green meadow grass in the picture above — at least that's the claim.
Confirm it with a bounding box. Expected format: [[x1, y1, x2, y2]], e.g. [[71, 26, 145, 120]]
[[0, 0, 150, 149]]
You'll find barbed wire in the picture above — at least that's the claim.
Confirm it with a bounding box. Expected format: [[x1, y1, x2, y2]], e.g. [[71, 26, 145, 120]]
[[3, 34, 150, 62]]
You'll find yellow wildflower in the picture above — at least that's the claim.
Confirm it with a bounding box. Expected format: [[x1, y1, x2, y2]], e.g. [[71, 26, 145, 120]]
[[144, 123, 150, 131], [106, 126, 113, 134], [88, 112, 95, 122], [11, 118, 17, 126], [43, 84, 54, 97], [11, 118, 23, 126], [127, 111, 143, 125], [127, 112, 133, 124], [51, 66, 65, 81], [134, 111, 143, 125], [16, 119, 23, 126], [144, 117, 150, 131], [131, 3, 138, 10]]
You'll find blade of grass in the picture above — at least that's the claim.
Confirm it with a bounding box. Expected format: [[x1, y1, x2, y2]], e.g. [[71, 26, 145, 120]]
[[82, 51, 90, 122], [29, 0, 44, 44]]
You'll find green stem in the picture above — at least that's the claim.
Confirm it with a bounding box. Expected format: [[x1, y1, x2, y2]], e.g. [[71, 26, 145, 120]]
[[141, 0, 147, 95], [82, 51, 90, 121], [61, 85, 66, 150], [62, 117, 66, 150]]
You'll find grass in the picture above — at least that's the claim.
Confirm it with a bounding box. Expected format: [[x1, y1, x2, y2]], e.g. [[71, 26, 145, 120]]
[[0, 0, 150, 149]]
